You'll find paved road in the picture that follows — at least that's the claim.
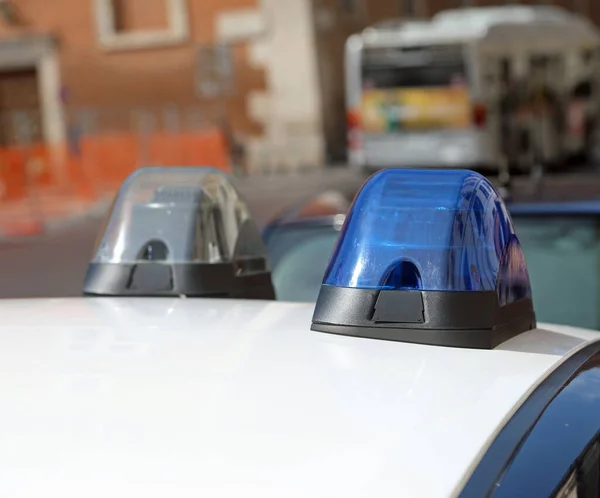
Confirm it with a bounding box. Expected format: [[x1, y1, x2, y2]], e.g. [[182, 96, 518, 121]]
[[0, 221, 102, 299], [3, 167, 600, 299]]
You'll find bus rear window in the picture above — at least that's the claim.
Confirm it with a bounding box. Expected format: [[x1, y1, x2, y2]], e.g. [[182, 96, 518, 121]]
[[362, 64, 467, 89]]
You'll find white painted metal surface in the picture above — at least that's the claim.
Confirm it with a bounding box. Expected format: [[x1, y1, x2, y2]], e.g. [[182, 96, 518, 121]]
[[0, 297, 597, 497], [362, 5, 600, 47]]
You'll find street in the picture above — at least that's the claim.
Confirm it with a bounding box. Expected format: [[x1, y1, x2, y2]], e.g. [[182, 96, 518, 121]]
[[2, 167, 600, 300]]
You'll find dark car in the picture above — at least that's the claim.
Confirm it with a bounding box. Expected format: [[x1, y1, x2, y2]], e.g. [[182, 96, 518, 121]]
[[264, 191, 600, 331]]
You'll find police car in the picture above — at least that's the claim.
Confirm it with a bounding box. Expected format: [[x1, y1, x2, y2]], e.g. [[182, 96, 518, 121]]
[[0, 167, 599, 497]]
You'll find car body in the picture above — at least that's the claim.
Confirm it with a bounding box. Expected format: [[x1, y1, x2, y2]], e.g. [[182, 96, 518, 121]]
[[4, 164, 600, 496], [1, 296, 600, 497], [264, 192, 600, 331]]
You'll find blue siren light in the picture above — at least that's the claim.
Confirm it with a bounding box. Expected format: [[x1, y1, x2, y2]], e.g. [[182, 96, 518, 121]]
[[311, 169, 536, 350]]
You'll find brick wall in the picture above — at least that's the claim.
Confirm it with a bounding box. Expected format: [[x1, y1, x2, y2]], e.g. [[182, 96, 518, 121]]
[[0, 0, 267, 138]]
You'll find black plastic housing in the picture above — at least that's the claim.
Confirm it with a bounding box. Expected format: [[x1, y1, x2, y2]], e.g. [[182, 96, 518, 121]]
[[311, 286, 536, 349], [83, 260, 276, 299]]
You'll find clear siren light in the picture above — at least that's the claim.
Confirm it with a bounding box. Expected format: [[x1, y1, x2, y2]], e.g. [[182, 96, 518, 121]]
[[83, 167, 275, 300]]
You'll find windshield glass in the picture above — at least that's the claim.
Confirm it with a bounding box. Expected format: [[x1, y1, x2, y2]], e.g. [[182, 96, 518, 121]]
[[361, 45, 467, 89], [266, 215, 600, 330], [362, 64, 467, 89], [266, 226, 341, 303], [515, 216, 600, 330]]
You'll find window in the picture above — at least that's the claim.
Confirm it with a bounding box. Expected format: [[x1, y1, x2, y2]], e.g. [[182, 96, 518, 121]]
[[513, 215, 600, 330], [555, 471, 578, 498], [196, 44, 234, 99], [528, 54, 564, 87], [341, 0, 360, 14], [362, 45, 465, 87], [362, 64, 466, 88], [362, 46, 466, 89], [499, 58, 512, 84], [574, 0, 591, 16], [459, 351, 600, 498], [112, 0, 169, 33], [339, 0, 365, 20], [271, 229, 341, 303], [578, 441, 600, 497], [582, 48, 595, 66], [553, 439, 600, 497], [93, 0, 189, 51], [265, 224, 342, 303], [402, 0, 416, 16]]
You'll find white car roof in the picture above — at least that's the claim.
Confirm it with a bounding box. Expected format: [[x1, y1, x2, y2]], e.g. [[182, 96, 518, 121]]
[[0, 297, 598, 497]]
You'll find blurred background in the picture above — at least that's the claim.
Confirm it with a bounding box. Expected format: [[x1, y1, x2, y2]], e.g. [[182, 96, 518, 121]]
[[1, 0, 600, 330]]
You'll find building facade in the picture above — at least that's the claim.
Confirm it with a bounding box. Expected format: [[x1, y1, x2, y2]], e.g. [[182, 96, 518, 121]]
[[0, 0, 326, 173]]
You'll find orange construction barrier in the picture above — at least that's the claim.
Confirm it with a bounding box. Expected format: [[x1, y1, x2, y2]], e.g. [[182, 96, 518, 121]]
[[77, 128, 230, 189], [21, 143, 55, 188], [0, 148, 27, 201], [80, 133, 139, 189], [0, 127, 231, 206]]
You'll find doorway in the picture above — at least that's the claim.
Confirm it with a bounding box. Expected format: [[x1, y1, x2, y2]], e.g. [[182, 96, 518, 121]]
[[0, 67, 43, 147]]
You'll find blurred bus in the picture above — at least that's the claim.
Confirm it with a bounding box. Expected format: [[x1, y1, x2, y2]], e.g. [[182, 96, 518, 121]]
[[345, 6, 600, 172]]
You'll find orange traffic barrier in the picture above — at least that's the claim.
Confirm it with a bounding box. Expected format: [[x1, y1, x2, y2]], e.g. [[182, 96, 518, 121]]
[[76, 128, 230, 190], [0, 148, 27, 201], [0, 127, 231, 207], [22, 143, 56, 188], [79, 133, 139, 190]]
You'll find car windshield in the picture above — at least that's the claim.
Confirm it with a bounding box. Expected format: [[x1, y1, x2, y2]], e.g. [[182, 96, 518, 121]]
[[266, 214, 600, 331], [361, 45, 467, 89], [267, 225, 341, 303], [362, 64, 467, 89]]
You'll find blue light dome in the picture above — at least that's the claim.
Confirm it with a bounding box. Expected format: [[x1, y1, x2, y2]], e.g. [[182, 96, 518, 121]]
[[322, 169, 531, 305]]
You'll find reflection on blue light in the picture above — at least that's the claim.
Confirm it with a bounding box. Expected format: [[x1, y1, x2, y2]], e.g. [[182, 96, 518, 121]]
[[322, 169, 532, 303]]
